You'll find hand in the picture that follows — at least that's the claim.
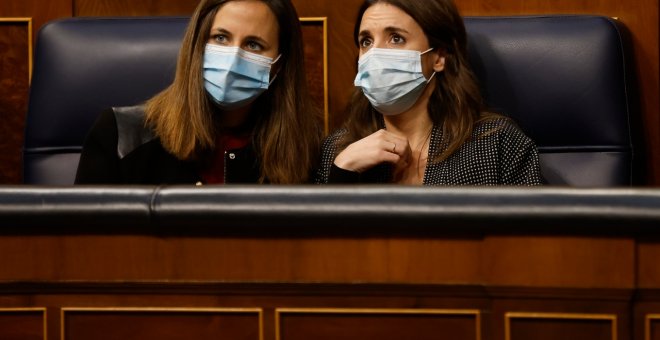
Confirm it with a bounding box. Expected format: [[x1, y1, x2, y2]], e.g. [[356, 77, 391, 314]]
[[334, 129, 411, 173]]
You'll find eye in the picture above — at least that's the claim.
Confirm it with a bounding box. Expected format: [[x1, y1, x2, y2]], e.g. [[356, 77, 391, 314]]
[[390, 34, 405, 45], [359, 37, 372, 49], [246, 41, 263, 51], [212, 34, 228, 44]]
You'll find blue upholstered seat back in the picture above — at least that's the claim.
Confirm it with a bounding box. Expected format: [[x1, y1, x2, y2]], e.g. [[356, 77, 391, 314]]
[[24, 17, 189, 185], [465, 16, 635, 186]]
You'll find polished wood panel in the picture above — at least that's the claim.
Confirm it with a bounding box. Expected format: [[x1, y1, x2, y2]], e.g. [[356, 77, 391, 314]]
[[300, 19, 328, 132], [276, 308, 480, 340], [492, 291, 631, 340], [292, 0, 362, 130], [506, 313, 615, 340], [633, 303, 660, 340], [648, 315, 660, 340], [0, 20, 30, 184], [637, 239, 660, 288], [0, 283, 644, 340], [0, 308, 46, 340], [483, 236, 635, 288], [0, 234, 481, 282], [74, 0, 196, 16], [62, 308, 262, 340], [0, 0, 72, 35], [0, 188, 656, 340], [0, 0, 71, 184]]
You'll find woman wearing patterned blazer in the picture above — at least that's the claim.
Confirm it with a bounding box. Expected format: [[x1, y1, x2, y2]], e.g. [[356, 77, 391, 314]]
[[316, 0, 542, 185]]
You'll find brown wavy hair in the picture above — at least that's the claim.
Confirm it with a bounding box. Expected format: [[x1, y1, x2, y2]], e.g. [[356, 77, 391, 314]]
[[145, 0, 320, 183], [341, 0, 494, 162]]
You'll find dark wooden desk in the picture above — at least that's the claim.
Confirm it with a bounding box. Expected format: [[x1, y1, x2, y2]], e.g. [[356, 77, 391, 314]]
[[1, 186, 659, 340]]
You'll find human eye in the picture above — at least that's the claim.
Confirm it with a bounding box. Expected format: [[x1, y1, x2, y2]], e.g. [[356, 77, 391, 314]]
[[389, 33, 405, 45], [212, 34, 229, 45], [246, 40, 264, 52], [359, 37, 372, 49]]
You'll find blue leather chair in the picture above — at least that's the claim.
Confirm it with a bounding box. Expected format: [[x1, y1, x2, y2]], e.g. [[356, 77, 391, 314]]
[[465, 16, 639, 186], [24, 17, 189, 185], [23, 15, 640, 186]]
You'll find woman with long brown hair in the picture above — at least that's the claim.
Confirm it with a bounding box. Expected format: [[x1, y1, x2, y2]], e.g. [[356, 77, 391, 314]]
[[76, 0, 320, 184], [317, 0, 542, 185]]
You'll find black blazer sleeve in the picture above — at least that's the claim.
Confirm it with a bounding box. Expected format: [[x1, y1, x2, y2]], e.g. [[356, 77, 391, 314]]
[[74, 108, 122, 184]]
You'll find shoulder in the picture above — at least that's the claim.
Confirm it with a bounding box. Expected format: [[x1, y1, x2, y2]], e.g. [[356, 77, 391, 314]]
[[322, 128, 347, 144], [472, 116, 535, 148], [87, 107, 118, 135], [113, 105, 146, 126], [315, 128, 348, 184], [473, 116, 543, 185], [113, 105, 156, 159], [320, 128, 348, 154], [474, 116, 519, 134], [80, 108, 120, 154]]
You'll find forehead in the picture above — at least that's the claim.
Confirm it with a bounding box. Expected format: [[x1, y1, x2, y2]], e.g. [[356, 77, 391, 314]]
[[360, 3, 421, 33], [212, 0, 279, 34]]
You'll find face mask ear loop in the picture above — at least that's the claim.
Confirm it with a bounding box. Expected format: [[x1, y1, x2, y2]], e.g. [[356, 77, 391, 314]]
[[426, 71, 436, 83], [268, 73, 279, 86], [267, 54, 283, 86], [420, 47, 437, 83], [271, 54, 282, 65], [420, 47, 435, 55], [420, 47, 438, 83]]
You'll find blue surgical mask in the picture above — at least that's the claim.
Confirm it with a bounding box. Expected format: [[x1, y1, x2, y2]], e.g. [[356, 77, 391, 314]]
[[354, 47, 435, 116], [203, 44, 281, 110]]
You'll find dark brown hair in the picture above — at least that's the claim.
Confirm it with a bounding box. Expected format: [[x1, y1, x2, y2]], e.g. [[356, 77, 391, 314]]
[[341, 0, 491, 162], [145, 0, 320, 183]]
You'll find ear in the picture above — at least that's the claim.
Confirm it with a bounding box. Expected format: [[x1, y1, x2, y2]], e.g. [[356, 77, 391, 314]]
[[433, 51, 445, 72]]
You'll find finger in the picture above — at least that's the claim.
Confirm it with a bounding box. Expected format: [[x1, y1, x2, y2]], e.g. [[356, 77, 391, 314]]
[[378, 139, 399, 154], [387, 139, 411, 158], [379, 150, 401, 164]]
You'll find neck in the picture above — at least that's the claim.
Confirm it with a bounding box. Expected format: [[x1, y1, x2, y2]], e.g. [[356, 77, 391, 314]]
[[385, 81, 435, 185], [383, 80, 435, 149], [215, 104, 252, 130]]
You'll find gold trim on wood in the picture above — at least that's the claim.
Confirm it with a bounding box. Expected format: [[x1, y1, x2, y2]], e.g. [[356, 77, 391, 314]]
[[505, 312, 617, 340], [0, 307, 47, 340], [275, 307, 481, 340], [0, 17, 33, 83], [646, 314, 660, 340], [300, 17, 329, 134], [61, 307, 263, 340]]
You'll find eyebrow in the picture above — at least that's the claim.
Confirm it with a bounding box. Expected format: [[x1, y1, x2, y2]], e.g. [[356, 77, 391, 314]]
[[383, 26, 409, 35], [358, 26, 409, 39], [244, 35, 269, 47], [212, 27, 232, 36], [358, 29, 371, 41], [211, 27, 270, 48]]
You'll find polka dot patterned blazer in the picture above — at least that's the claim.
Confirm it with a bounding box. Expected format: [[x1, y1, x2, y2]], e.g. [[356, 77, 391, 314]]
[[316, 118, 543, 185]]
